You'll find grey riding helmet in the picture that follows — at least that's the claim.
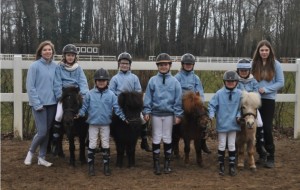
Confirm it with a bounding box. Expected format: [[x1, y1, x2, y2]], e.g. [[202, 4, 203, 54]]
[[94, 68, 110, 81]]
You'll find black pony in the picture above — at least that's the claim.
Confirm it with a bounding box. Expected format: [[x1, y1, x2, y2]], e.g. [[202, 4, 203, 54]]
[[110, 91, 144, 168], [172, 91, 210, 166], [60, 86, 88, 166]]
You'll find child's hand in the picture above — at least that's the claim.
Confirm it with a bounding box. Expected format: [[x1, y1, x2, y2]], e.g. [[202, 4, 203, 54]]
[[74, 114, 80, 119], [174, 117, 181, 125], [144, 114, 150, 122]]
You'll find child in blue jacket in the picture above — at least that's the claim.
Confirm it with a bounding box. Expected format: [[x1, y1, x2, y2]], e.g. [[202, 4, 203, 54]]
[[208, 70, 242, 176], [143, 53, 183, 175], [52, 44, 89, 155], [236, 59, 266, 163], [78, 68, 126, 177], [109, 52, 151, 152], [174, 53, 210, 154]]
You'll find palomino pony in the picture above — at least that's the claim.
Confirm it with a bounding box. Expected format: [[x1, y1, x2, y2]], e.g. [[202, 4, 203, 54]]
[[110, 91, 144, 168], [236, 91, 261, 171], [173, 91, 210, 166], [61, 87, 88, 166]]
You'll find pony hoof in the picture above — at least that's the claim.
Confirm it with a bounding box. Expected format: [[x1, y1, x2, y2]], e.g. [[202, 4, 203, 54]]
[[250, 167, 257, 172], [237, 165, 244, 170]]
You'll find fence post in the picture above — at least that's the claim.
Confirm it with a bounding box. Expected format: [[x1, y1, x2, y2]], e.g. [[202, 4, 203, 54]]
[[13, 55, 23, 139], [294, 60, 300, 139]]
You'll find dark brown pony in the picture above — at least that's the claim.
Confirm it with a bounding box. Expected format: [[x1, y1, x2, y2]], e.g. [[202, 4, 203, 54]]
[[61, 87, 88, 166], [173, 91, 210, 166]]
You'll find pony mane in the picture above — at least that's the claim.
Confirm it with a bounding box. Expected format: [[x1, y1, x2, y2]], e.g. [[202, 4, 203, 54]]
[[61, 87, 82, 108], [118, 91, 143, 112], [182, 91, 203, 114], [241, 91, 261, 108]]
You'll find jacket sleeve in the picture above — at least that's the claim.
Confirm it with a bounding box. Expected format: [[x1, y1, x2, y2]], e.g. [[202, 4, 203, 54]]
[[53, 65, 63, 102], [79, 92, 90, 116], [174, 80, 183, 117], [208, 93, 218, 119], [143, 80, 153, 115], [78, 67, 89, 98], [264, 61, 285, 93], [26, 64, 42, 110], [112, 95, 126, 121]]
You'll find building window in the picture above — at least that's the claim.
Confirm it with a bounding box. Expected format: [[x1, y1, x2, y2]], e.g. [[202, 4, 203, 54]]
[[76, 47, 80, 53], [81, 47, 86, 53], [87, 47, 92, 53], [93, 47, 98, 54]]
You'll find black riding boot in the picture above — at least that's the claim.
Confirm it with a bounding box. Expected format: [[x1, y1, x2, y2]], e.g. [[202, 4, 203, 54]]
[[264, 145, 275, 168], [256, 127, 267, 165], [229, 151, 237, 176], [102, 148, 111, 176], [163, 143, 172, 174], [88, 148, 95, 176], [141, 124, 151, 152], [218, 150, 225, 176], [152, 144, 161, 175]]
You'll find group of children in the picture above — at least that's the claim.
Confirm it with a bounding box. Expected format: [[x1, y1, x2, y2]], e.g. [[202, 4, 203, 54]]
[[24, 43, 268, 177]]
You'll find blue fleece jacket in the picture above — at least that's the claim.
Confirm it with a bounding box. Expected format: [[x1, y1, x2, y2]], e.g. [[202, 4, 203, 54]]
[[79, 87, 125, 125], [109, 71, 142, 96], [174, 69, 205, 101], [143, 72, 183, 117], [26, 58, 57, 110], [53, 63, 89, 101], [208, 87, 242, 132]]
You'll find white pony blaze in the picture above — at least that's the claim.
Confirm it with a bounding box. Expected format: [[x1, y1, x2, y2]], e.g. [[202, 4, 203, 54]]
[[236, 91, 261, 171]]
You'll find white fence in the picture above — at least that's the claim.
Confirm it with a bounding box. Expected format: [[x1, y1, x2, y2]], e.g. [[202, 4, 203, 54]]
[[1, 55, 299, 139]]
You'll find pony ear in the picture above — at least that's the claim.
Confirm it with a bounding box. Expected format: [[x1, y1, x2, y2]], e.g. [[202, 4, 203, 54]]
[[195, 91, 200, 96]]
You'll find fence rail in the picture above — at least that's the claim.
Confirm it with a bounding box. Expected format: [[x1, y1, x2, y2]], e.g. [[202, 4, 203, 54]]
[[1, 55, 299, 139]]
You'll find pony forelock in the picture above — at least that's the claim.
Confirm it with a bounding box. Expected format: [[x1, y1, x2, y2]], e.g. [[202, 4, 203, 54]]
[[241, 91, 261, 108]]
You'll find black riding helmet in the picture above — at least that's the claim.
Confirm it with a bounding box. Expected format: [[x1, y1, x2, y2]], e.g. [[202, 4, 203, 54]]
[[94, 68, 110, 81], [62, 44, 78, 55]]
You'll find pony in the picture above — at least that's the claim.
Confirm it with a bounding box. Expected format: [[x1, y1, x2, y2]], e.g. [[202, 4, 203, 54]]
[[236, 91, 261, 171], [60, 86, 88, 166], [110, 91, 144, 168], [172, 91, 210, 166]]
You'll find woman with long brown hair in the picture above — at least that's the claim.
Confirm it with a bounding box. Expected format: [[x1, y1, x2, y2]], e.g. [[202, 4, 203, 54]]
[[251, 40, 284, 168]]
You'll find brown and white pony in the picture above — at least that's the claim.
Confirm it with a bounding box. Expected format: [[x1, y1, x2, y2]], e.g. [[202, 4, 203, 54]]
[[236, 91, 261, 171], [173, 91, 210, 166]]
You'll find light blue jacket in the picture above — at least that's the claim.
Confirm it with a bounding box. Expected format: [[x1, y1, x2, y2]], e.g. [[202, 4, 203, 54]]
[[143, 72, 183, 117], [109, 71, 142, 96], [79, 87, 126, 126], [208, 87, 242, 132], [53, 63, 89, 101], [256, 60, 284, 100], [174, 70, 205, 101], [26, 58, 57, 110], [237, 74, 259, 92]]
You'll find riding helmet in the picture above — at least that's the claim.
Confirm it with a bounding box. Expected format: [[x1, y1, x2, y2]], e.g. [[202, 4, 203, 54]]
[[237, 59, 251, 70], [156, 53, 172, 65], [223, 70, 239, 81], [181, 53, 195, 64], [94, 68, 110, 80], [62, 44, 78, 55], [118, 52, 132, 64]]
